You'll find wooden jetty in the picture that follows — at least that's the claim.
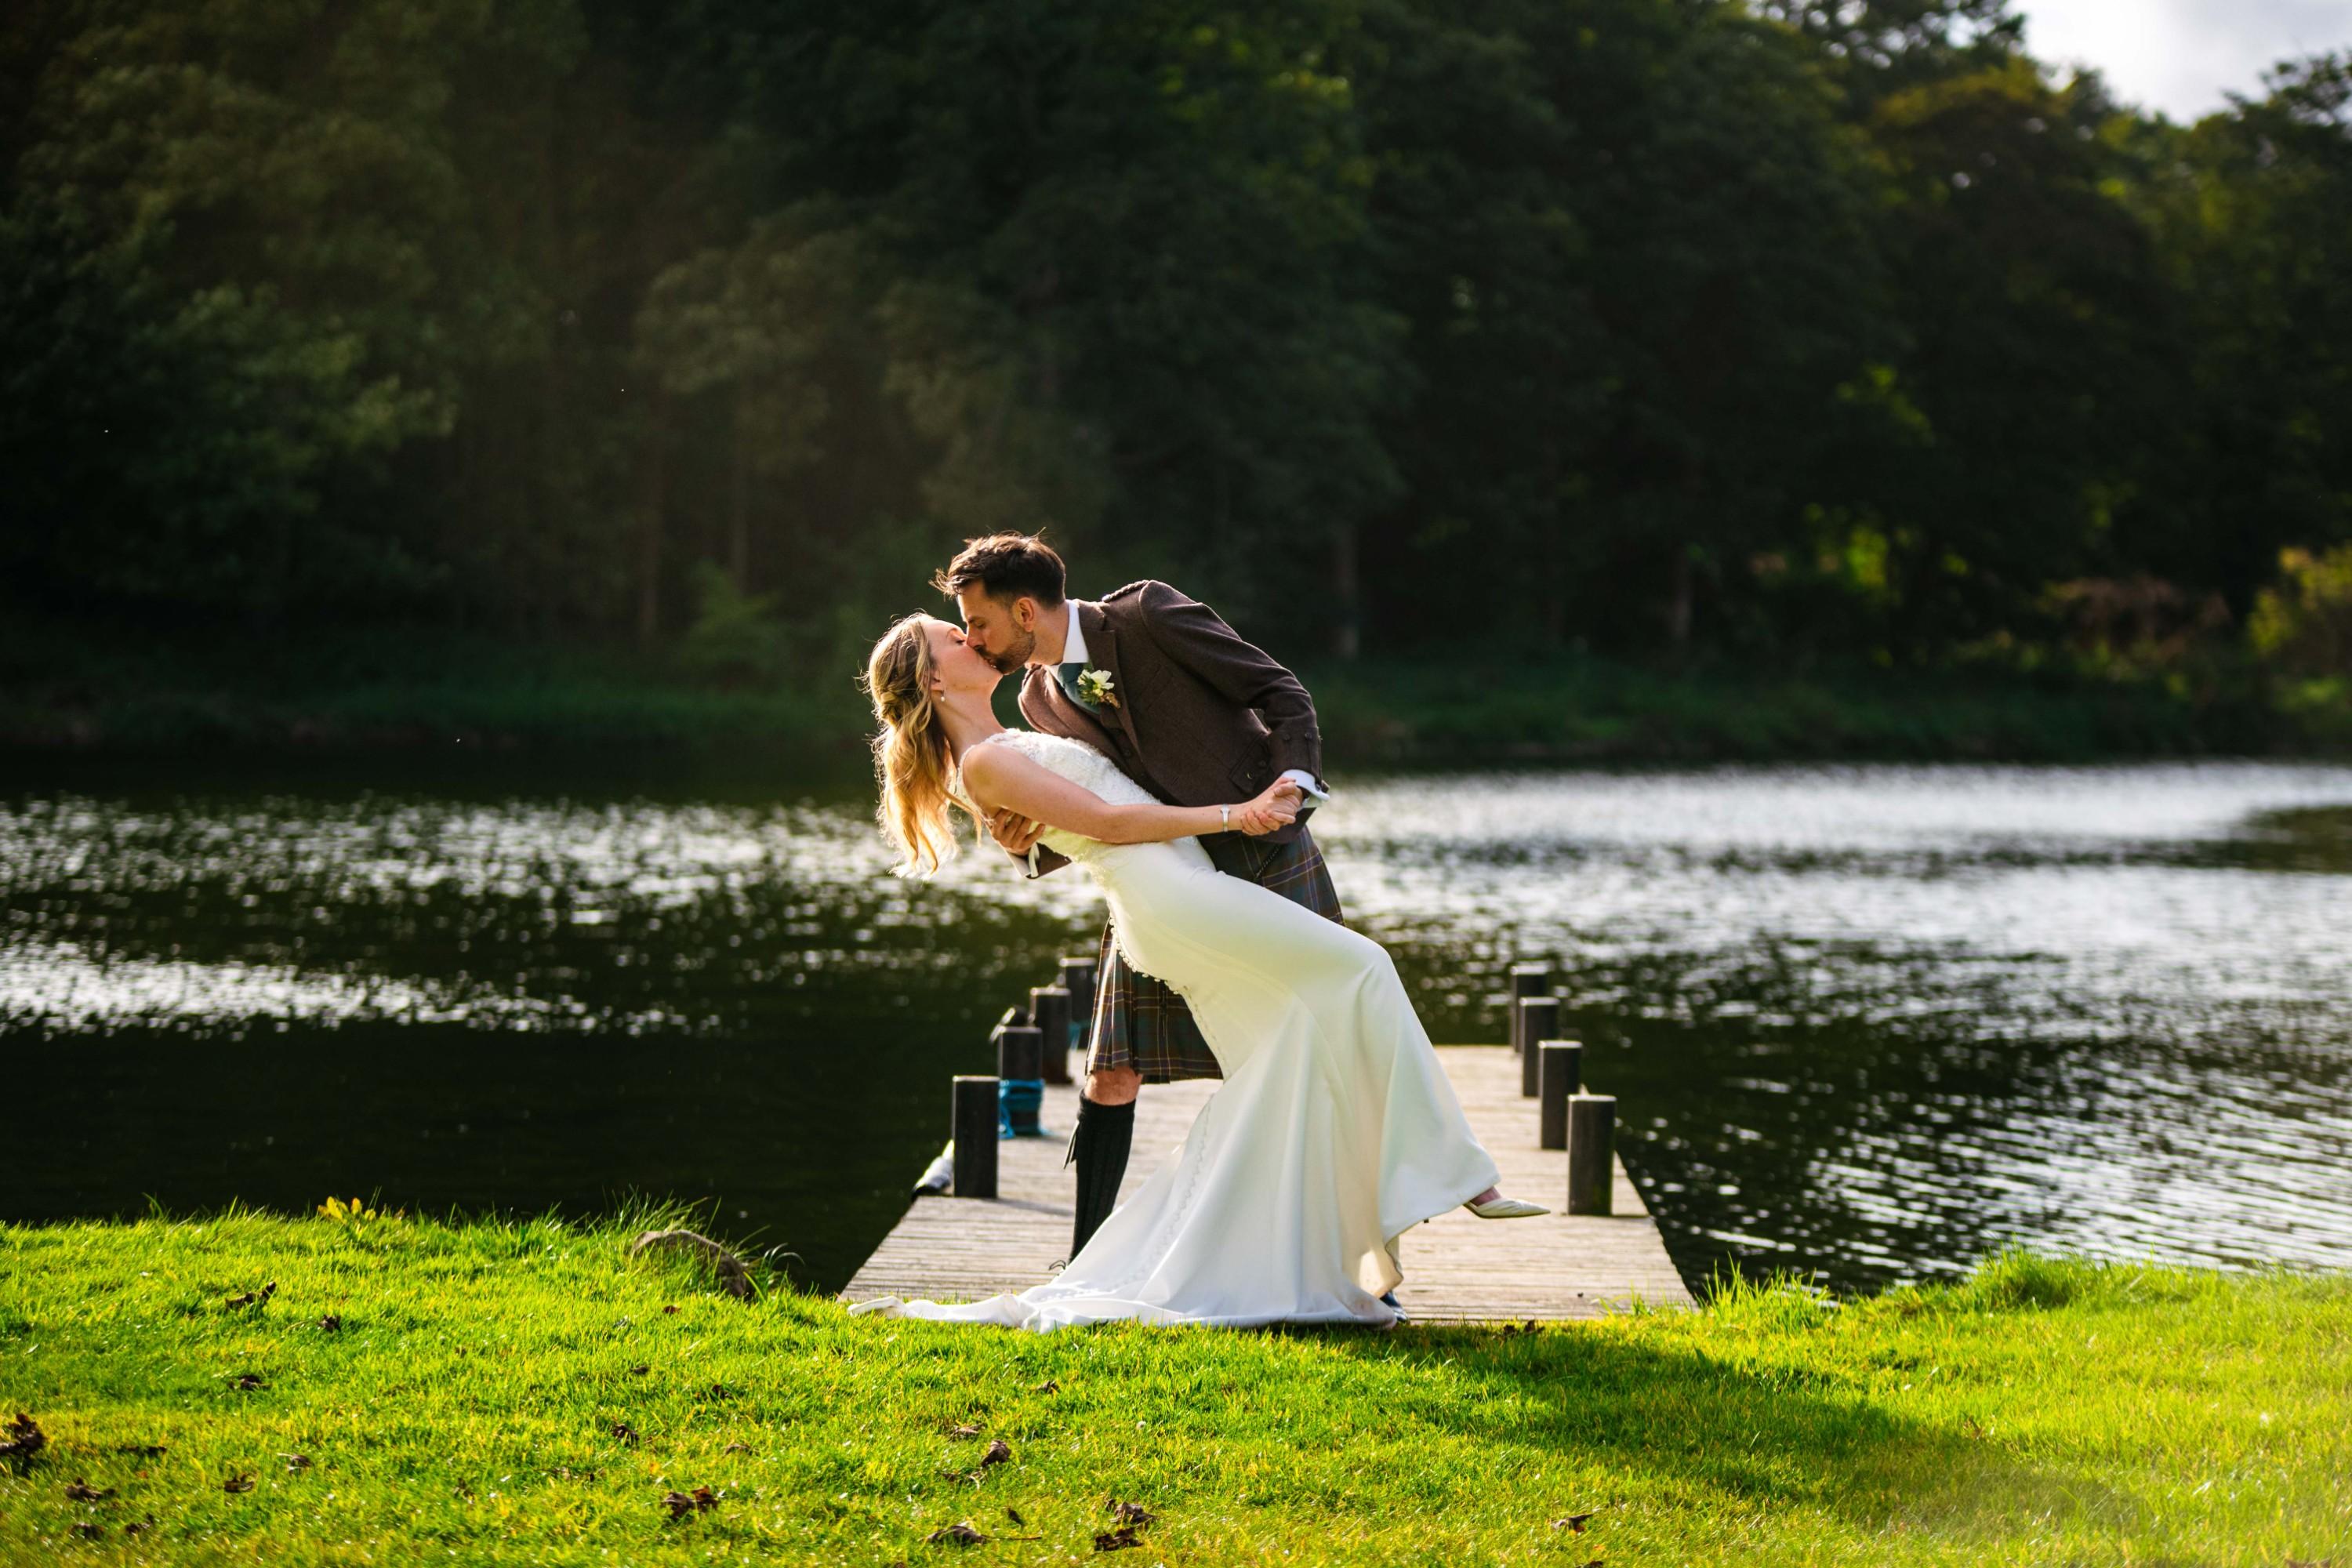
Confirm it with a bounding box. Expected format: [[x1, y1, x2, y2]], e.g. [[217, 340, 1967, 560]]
[[842, 1043, 1693, 1323]]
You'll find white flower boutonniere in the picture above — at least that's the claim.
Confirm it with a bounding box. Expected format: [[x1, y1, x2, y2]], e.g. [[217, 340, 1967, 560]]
[[1076, 667, 1119, 709]]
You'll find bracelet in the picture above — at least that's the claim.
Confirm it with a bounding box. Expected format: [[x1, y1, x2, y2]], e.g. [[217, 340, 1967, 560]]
[[1219, 804, 1231, 829]]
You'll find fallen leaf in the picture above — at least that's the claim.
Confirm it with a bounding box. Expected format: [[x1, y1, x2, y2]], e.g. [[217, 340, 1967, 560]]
[[223, 1473, 255, 1494], [65, 1478, 115, 1502], [1105, 1499, 1156, 1527], [1094, 1526, 1142, 1552], [662, 1305, 680, 1315], [629, 1364, 650, 1377], [927, 1519, 987, 1546], [124, 1517, 154, 1537], [660, 1485, 721, 1519], [318, 1316, 342, 1333], [1034, 1379, 1059, 1393], [1004, 1506, 1025, 1526], [0, 1412, 45, 1466], [610, 1422, 641, 1446], [706, 1384, 735, 1400], [112, 1444, 166, 1458], [223, 1281, 275, 1310], [723, 1443, 752, 1455], [944, 1422, 983, 1441], [1553, 1512, 1595, 1533], [232, 1374, 265, 1392], [980, 1439, 1011, 1468], [1961, 1415, 1987, 1439], [281, 1453, 312, 1471], [72, 1522, 103, 1540]]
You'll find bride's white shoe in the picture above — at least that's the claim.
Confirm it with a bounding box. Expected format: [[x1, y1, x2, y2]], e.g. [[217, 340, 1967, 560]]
[[1463, 1195, 1550, 1219]]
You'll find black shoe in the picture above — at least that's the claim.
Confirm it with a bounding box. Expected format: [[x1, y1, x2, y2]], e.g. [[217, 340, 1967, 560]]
[[1380, 1290, 1408, 1323]]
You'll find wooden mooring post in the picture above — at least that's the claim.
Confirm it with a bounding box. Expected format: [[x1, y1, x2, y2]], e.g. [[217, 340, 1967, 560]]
[[1566, 1092, 1616, 1215], [1060, 956, 1098, 1033], [950, 1076, 1000, 1197], [1508, 964, 1551, 1055], [1517, 996, 1560, 1097], [1537, 1040, 1583, 1149], [1029, 985, 1073, 1085]]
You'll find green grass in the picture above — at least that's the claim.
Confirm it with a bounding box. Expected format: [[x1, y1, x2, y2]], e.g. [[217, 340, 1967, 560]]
[[3, 1207, 2347, 1565]]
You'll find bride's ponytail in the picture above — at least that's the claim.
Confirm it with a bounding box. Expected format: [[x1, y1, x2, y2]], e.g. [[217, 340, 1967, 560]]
[[862, 614, 971, 877]]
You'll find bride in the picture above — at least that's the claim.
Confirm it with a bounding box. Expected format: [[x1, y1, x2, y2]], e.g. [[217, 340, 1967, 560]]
[[848, 614, 1546, 1330]]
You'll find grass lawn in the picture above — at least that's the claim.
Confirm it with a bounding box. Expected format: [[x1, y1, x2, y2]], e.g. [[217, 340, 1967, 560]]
[[2, 1207, 2347, 1566]]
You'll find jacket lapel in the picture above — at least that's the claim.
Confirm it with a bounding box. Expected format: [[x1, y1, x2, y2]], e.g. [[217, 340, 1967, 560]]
[[1077, 599, 1145, 757], [1021, 663, 1119, 759]]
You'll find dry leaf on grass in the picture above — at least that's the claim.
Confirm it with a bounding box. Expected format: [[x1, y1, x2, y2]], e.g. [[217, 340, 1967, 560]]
[[223, 1473, 255, 1494], [232, 1374, 265, 1392], [1552, 1512, 1595, 1533], [1094, 1526, 1142, 1552], [125, 1517, 154, 1537], [318, 1316, 341, 1332], [927, 1519, 987, 1546], [660, 1485, 721, 1520], [224, 1282, 277, 1311], [610, 1422, 641, 1446], [113, 1443, 167, 1458], [72, 1522, 103, 1540], [281, 1453, 311, 1471], [65, 1478, 115, 1502], [944, 1422, 983, 1440], [723, 1443, 752, 1454], [979, 1440, 1011, 1468], [1105, 1499, 1155, 1527], [2, 1413, 48, 1467]]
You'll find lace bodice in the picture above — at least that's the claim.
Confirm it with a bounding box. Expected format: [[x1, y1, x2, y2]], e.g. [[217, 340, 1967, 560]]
[[952, 728, 1193, 866]]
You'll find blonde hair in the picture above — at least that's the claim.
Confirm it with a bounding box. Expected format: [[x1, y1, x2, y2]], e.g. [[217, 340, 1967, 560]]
[[862, 613, 978, 876]]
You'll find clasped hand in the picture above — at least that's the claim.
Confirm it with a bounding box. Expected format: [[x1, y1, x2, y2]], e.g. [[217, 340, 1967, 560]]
[[1230, 779, 1302, 836]]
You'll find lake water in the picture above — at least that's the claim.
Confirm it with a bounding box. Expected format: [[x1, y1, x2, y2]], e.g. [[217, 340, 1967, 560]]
[[5, 757, 2349, 1298]]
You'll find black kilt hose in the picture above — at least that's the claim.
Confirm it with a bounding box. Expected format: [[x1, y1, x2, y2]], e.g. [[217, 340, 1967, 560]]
[[1086, 824, 1343, 1084]]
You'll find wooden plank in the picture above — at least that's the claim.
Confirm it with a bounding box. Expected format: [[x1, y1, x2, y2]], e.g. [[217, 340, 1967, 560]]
[[842, 1045, 1693, 1322]]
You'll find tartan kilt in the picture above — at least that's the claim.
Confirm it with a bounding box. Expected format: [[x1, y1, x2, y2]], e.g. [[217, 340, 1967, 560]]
[[1086, 824, 1344, 1085]]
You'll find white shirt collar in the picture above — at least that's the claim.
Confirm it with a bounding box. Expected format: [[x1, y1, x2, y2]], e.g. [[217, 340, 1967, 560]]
[[1057, 598, 1091, 668]]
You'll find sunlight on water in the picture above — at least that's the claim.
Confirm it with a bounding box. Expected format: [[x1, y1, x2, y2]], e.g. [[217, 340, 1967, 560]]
[[4, 760, 2350, 1295]]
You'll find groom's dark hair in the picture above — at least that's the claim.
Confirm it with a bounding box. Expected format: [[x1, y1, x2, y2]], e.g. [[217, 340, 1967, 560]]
[[931, 532, 1066, 608]]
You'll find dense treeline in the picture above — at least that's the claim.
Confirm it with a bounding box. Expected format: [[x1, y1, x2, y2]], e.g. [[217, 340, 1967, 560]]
[[2, 0, 2347, 691]]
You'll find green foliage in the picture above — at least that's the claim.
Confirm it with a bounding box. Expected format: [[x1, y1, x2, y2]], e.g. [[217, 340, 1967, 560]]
[[676, 560, 789, 685], [2, 2, 2349, 683], [2250, 545, 2352, 677]]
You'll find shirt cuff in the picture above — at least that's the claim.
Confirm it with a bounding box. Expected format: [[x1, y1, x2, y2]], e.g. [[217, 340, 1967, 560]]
[[1279, 768, 1330, 802]]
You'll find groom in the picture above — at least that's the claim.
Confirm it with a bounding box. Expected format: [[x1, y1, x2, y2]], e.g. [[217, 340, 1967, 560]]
[[934, 532, 1341, 1260]]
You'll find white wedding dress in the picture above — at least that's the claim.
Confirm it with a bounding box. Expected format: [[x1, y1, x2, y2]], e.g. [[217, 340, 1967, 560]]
[[846, 728, 1501, 1330]]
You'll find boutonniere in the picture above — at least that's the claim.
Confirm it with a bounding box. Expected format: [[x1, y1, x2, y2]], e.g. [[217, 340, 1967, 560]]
[[1076, 667, 1119, 709]]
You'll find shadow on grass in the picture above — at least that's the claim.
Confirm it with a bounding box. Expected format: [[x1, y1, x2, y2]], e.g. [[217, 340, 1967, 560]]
[[1294, 1294, 2140, 1539]]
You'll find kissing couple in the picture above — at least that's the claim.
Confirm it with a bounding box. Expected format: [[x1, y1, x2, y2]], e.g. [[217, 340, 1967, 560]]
[[849, 533, 1544, 1331]]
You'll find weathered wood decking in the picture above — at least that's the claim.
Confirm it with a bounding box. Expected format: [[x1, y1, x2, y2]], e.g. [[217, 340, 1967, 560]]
[[841, 1045, 1693, 1322]]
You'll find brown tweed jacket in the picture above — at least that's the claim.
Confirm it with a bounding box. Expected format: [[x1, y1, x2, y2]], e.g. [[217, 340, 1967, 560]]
[[1015, 580, 1326, 877]]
